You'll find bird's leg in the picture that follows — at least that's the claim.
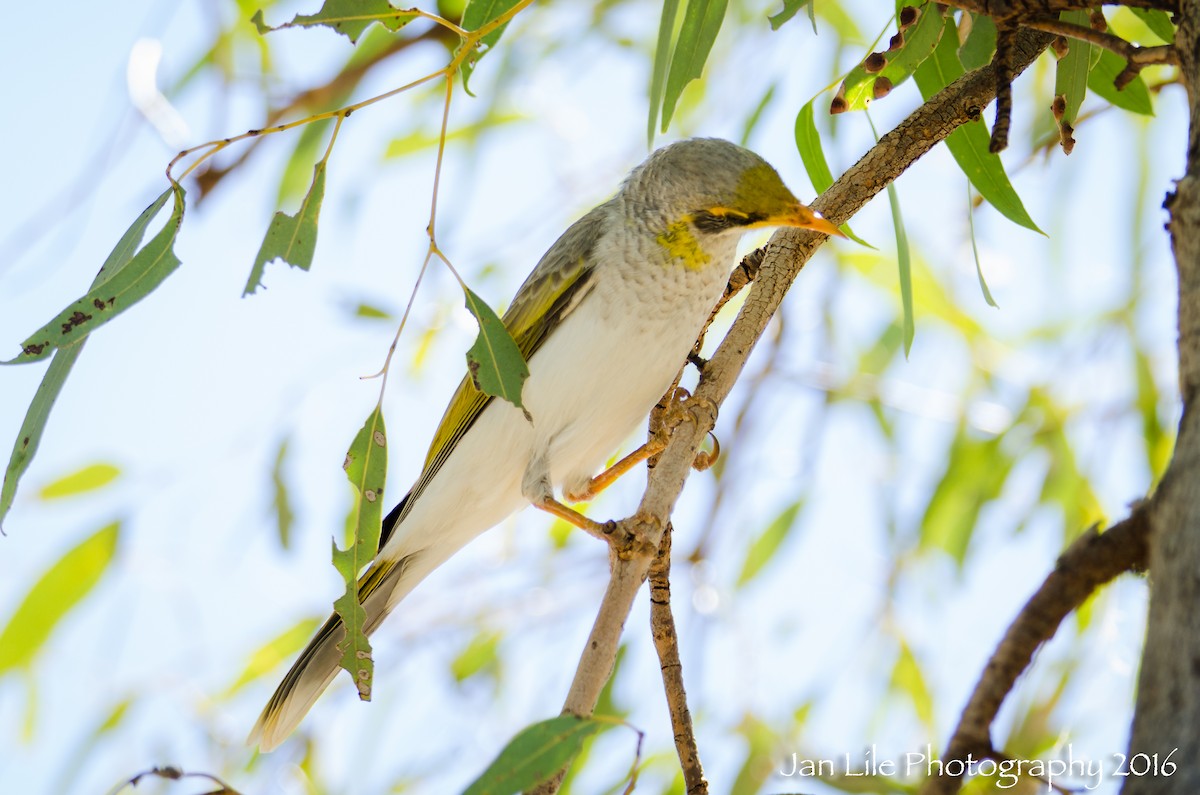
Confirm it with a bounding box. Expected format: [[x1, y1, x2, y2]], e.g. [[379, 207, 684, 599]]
[[533, 496, 620, 543], [524, 449, 620, 543], [562, 438, 667, 503], [564, 389, 721, 504]]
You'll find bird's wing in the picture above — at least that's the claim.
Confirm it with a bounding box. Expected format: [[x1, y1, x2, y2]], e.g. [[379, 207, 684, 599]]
[[378, 200, 611, 547]]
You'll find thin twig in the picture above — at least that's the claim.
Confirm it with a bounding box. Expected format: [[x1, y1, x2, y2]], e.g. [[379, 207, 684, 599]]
[[649, 525, 708, 794], [920, 507, 1151, 795]]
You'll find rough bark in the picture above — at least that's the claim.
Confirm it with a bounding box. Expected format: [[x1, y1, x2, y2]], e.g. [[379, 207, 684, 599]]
[[1125, 2, 1200, 792]]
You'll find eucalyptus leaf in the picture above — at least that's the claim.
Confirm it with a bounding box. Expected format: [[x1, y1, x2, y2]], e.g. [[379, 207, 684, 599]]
[[661, 0, 730, 132], [463, 285, 529, 411], [331, 405, 388, 699], [252, 0, 417, 44], [462, 715, 604, 795]]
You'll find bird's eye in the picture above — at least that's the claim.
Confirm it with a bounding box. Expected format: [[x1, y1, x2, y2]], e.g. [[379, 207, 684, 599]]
[[692, 209, 765, 233]]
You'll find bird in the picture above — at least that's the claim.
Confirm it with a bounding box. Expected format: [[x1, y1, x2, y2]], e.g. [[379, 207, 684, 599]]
[[249, 137, 841, 751]]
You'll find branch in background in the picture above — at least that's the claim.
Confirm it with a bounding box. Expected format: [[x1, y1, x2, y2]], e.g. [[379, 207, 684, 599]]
[[648, 525, 708, 794], [533, 27, 1054, 795], [940, 0, 1180, 150], [1020, 15, 1178, 87], [192, 24, 455, 202], [920, 507, 1151, 795]]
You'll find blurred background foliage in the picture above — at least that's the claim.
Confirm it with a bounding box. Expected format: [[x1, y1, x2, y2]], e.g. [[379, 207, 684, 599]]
[[0, 0, 1180, 793]]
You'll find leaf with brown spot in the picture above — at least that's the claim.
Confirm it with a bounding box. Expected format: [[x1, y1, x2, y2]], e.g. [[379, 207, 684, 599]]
[[3, 185, 185, 365], [2, 188, 181, 529], [332, 405, 388, 698]]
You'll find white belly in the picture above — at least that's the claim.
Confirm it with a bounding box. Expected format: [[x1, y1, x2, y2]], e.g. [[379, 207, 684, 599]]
[[380, 241, 736, 586]]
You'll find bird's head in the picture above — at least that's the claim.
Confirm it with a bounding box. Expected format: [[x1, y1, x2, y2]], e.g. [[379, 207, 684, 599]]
[[625, 138, 843, 245]]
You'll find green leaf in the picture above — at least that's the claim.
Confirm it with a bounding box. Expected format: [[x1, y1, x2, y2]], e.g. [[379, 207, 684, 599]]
[[332, 405, 388, 699], [2, 189, 179, 527], [647, 0, 681, 146], [793, 100, 873, 247], [463, 286, 529, 411], [271, 437, 295, 549], [834, 2, 945, 114], [1130, 8, 1175, 44], [958, 13, 996, 71], [252, 0, 418, 44], [794, 100, 835, 193], [739, 83, 775, 148], [1088, 49, 1153, 116], [1, 348, 83, 530], [458, 0, 523, 93], [384, 113, 525, 159], [5, 185, 186, 365], [966, 185, 999, 308], [865, 110, 914, 355], [737, 500, 802, 587], [224, 617, 321, 696], [37, 463, 121, 500], [246, 160, 326, 295], [888, 181, 914, 358], [450, 630, 502, 682], [660, 0, 730, 133], [462, 715, 604, 795], [0, 521, 120, 673], [1054, 11, 1094, 126], [277, 119, 333, 206], [913, 17, 1043, 234], [768, 0, 813, 32]]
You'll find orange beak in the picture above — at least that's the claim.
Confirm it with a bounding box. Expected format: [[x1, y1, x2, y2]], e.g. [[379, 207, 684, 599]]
[[775, 202, 846, 238]]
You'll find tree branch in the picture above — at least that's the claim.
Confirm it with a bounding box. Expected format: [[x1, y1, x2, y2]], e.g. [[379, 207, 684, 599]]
[[1125, 3, 1200, 792], [648, 525, 708, 794], [533, 26, 1054, 795], [920, 508, 1151, 795]]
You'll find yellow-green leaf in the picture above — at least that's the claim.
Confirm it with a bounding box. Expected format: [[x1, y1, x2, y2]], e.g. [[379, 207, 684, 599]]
[[224, 617, 321, 696], [37, 463, 121, 500], [0, 522, 120, 673], [736, 500, 802, 587], [450, 630, 502, 682], [890, 641, 935, 735], [271, 437, 295, 549]]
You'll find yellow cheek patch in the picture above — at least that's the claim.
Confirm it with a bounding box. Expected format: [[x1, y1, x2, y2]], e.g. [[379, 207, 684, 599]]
[[656, 219, 711, 270]]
